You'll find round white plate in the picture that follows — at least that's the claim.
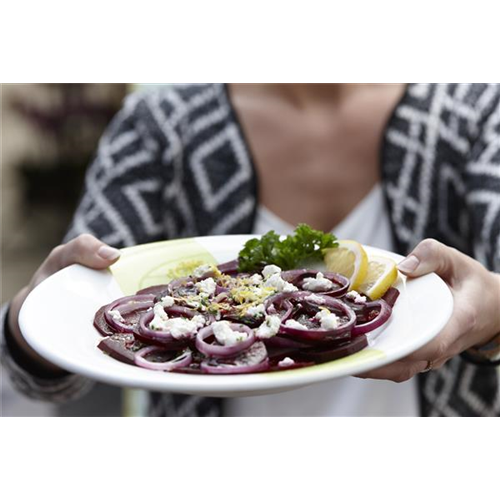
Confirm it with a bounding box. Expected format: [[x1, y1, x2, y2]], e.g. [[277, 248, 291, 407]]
[[19, 235, 453, 397]]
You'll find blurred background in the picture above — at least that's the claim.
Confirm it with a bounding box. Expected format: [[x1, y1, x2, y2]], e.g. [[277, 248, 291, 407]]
[[1, 83, 143, 416]]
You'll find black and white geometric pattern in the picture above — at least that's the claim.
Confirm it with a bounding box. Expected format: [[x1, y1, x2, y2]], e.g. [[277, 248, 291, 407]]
[[2, 83, 499, 416], [65, 84, 257, 245], [383, 83, 500, 416]]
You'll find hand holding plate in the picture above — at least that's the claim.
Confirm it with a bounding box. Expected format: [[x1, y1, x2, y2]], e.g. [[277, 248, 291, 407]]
[[8, 234, 121, 374], [357, 238, 500, 382]]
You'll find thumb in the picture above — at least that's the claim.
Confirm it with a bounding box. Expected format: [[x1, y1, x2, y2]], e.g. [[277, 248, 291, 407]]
[[42, 234, 121, 277], [60, 234, 122, 270], [397, 238, 461, 282]]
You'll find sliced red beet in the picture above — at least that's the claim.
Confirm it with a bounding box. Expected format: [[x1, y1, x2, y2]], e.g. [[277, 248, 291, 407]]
[[295, 334, 368, 363], [217, 259, 240, 275], [98, 334, 144, 365], [94, 305, 117, 336]]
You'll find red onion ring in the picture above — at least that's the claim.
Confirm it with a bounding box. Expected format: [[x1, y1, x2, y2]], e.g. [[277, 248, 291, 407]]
[[196, 323, 255, 358], [104, 294, 155, 333], [316, 273, 350, 297], [280, 269, 312, 284], [351, 299, 392, 336], [116, 297, 155, 315], [161, 305, 198, 318], [134, 346, 192, 371], [137, 307, 203, 344], [381, 287, 400, 308], [201, 342, 269, 374], [167, 277, 197, 297], [265, 291, 328, 311], [280, 269, 349, 297], [264, 292, 295, 321], [136, 285, 169, 296], [279, 296, 357, 340]]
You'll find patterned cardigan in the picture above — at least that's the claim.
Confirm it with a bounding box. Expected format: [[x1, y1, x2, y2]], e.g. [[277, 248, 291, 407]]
[[2, 83, 500, 416]]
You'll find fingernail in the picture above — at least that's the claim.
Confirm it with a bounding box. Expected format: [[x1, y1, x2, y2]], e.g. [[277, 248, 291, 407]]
[[398, 255, 420, 273], [97, 245, 121, 260]]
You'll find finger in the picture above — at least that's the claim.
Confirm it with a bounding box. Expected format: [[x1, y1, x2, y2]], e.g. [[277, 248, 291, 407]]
[[355, 359, 428, 382], [44, 234, 121, 275], [397, 238, 463, 282], [431, 357, 449, 370]]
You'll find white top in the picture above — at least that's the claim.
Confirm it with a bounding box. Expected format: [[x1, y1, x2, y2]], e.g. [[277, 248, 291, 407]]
[[225, 184, 419, 416]]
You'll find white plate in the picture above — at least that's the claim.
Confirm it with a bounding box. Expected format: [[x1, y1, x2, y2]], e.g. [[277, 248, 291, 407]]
[[19, 235, 453, 397]]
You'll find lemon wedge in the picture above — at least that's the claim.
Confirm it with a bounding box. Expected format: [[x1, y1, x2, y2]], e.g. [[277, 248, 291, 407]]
[[357, 256, 398, 300], [323, 240, 369, 290]]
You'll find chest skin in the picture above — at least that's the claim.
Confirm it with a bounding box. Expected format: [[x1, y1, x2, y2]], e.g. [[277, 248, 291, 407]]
[[228, 84, 406, 233]]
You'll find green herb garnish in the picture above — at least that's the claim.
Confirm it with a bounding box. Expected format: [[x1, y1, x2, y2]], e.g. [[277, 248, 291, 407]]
[[238, 223, 338, 272]]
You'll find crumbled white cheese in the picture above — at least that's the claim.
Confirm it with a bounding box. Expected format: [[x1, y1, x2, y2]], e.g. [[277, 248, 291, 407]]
[[195, 277, 216, 296], [247, 303, 266, 316], [257, 314, 282, 339], [149, 303, 205, 338], [193, 264, 212, 278], [212, 321, 248, 346], [163, 316, 206, 339], [109, 309, 125, 323], [160, 295, 175, 308], [315, 309, 339, 330], [262, 265, 282, 278], [307, 294, 326, 304], [284, 319, 307, 330], [249, 274, 263, 285], [278, 357, 295, 368], [264, 273, 299, 293], [191, 315, 206, 329], [149, 303, 170, 330], [346, 290, 367, 304], [302, 272, 334, 292]]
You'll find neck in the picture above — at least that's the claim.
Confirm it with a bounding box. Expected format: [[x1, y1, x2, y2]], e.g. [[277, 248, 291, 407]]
[[229, 84, 407, 113], [271, 84, 366, 105]]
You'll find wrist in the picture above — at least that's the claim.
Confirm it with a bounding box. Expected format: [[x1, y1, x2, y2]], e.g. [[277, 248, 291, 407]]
[[479, 272, 500, 344], [493, 272, 500, 335], [462, 272, 500, 365]]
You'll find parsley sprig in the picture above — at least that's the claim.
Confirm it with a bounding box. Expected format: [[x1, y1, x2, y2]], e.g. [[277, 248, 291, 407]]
[[238, 223, 338, 272]]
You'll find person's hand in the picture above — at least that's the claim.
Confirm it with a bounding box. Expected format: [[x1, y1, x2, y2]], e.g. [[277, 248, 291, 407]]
[[7, 234, 121, 374], [357, 238, 500, 382]]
